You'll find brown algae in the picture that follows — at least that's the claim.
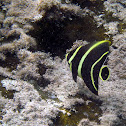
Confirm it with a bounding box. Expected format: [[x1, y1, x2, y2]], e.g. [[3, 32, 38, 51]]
[[54, 97, 102, 125]]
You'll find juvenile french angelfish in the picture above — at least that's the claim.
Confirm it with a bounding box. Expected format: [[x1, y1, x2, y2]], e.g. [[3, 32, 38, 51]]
[[66, 40, 111, 95]]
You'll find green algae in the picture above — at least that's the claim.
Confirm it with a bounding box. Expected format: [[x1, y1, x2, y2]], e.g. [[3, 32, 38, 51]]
[[54, 95, 102, 126]]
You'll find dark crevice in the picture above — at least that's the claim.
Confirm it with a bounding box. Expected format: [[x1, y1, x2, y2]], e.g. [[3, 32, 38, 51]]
[[37, 77, 50, 88], [37, 64, 50, 88], [28, 18, 73, 58], [22, 64, 50, 88], [0, 28, 20, 45], [1, 88, 16, 99], [116, 114, 126, 126], [28, 14, 106, 58], [112, 45, 118, 49], [0, 32, 20, 44], [17, 102, 25, 113], [27, 1, 109, 58], [6, 34, 20, 42], [0, 52, 20, 71]]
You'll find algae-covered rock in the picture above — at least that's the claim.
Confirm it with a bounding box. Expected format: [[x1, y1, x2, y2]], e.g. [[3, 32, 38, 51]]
[[104, 0, 126, 22], [0, 0, 126, 125], [1, 79, 60, 125]]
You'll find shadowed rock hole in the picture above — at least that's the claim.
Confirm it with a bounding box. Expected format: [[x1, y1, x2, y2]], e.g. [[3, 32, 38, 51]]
[[112, 45, 118, 49], [0, 52, 20, 71], [0, 29, 20, 44], [37, 64, 50, 88], [116, 114, 126, 126], [23, 64, 50, 88], [17, 102, 25, 113], [28, 14, 106, 58]]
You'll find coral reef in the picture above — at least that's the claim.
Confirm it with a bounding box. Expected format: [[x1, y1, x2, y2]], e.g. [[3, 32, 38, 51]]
[[0, 0, 126, 125]]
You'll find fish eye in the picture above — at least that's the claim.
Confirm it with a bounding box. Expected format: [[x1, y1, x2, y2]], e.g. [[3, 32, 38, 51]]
[[99, 66, 110, 81]]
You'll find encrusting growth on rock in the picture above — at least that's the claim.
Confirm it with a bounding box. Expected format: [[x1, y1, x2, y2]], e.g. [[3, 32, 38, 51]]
[[0, 0, 126, 125]]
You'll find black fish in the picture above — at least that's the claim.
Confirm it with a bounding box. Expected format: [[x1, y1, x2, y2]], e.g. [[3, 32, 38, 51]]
[[66, 40, 111, 95]]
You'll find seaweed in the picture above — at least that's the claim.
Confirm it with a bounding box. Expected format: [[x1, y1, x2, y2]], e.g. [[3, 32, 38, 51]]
[[54, 95, 102, 125]]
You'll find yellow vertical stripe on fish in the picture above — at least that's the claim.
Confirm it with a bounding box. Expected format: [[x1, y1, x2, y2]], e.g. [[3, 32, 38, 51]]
[[90, 51, 109, 91], [99, 66, 110, 81], [78, 40, 110, 78], [68, 46, 83, 64]]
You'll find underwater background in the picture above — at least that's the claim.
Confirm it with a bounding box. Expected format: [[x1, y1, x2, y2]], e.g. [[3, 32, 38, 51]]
[[0, 0, 126, 125]]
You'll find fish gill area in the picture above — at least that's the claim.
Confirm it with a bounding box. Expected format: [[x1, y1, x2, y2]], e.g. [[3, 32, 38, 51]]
[[0, 0, 126, 125]]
